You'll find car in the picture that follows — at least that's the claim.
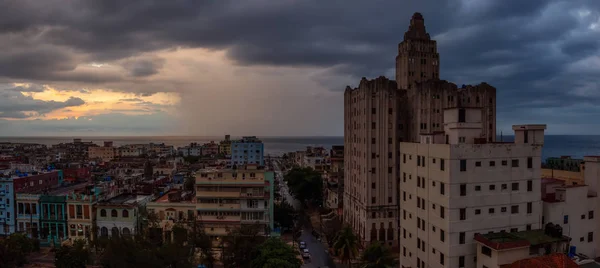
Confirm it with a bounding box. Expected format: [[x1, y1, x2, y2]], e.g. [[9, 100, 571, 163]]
[[303, 248, 309, 254], [302, 252, 310, 259], [299, 241, 306, 249]]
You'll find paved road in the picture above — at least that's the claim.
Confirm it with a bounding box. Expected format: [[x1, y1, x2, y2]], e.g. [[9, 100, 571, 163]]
[[274, 162, 335, 268]]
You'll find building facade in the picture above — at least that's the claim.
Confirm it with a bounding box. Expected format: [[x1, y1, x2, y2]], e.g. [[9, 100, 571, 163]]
[[88, 143, 116, 163], [15, 193, 40, 238], [195, 165, 274, 247], [231, 136, 265, 166], [398, 107, 546, 268], [343, 77, 401, 246], [39, 195, 68, 245], [96, 194, 151, 238], [66, 192, 97, 241], [0, 177, 15, 235]]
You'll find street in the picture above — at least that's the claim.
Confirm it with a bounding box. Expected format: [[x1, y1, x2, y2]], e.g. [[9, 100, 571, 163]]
[[274, 162, 335, 268]]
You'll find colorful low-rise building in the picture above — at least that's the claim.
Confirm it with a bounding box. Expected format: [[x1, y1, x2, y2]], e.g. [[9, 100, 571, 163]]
[[219, 135, 232, 157], [66, 192, 98, 241], [0, 176, 15, 235], [15, 193, 40, 238], [231, 136, 264, 166], [96, 194, 151, 238], [146, 190, 196, 242]]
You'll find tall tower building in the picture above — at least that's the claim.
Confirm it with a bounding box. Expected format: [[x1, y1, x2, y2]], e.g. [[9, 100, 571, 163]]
[[343, 77, 402, 246], [395, 12, 440, 90]]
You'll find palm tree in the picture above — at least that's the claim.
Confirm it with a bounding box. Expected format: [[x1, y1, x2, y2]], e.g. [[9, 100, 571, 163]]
[[333, 225, 359, 266], [359, 241, 395, 268]]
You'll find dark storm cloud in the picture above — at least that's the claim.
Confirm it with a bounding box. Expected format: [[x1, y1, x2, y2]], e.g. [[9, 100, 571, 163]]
[[0, 90, 85, 117], [1, 0, 600, 132]]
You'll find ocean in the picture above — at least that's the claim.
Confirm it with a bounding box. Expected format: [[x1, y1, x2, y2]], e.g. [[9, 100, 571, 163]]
[[0, 135, 599, 161]]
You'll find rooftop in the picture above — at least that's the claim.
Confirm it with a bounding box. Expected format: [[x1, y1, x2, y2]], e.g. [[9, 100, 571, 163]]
[[475, 229, 568, 251], [153, 189, 195, 203], [506, 253, 578, 268], [100, 193, 150, 205]]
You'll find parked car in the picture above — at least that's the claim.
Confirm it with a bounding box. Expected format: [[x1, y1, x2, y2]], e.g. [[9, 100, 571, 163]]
[[302, 248, 310, 259], [299, 241, 306, 249]]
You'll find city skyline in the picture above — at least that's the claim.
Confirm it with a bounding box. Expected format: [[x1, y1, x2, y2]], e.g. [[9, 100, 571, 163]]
[[1, 1, 600, 136]]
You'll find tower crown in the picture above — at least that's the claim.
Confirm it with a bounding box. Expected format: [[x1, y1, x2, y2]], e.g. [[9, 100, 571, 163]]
[[404, 12, 430, 41]]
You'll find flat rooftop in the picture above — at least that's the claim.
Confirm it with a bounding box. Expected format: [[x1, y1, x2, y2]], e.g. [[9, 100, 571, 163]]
[[153, 189, 195, 203], [101, 193, 150, 204], [475, 229, 567, 250]]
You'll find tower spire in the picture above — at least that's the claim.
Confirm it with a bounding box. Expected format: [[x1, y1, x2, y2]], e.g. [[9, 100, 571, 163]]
[[404, 12, 431, 41]]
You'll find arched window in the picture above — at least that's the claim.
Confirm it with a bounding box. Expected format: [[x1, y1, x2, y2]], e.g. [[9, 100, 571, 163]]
[[111, 227, 119, 237], [100, 209, 106, 217], [111, 209, 118, 217], [122, 209, 129, 218], [121, 227, 131, 237], [100, 227, 108, 237]]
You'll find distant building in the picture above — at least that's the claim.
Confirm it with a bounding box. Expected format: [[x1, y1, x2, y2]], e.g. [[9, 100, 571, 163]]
[[177, 143, 202, 157], [219, 135, 232, 157], [88, 141, 116, 162], [201, 141, 219, 157], [15, 193, 41, 238], [146, 190, 196, 243], [231, 136, 264, 166], [0, 177, 16, 235]]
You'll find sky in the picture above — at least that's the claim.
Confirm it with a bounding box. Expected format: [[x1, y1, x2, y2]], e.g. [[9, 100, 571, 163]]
[[1, 0, 599, 136]]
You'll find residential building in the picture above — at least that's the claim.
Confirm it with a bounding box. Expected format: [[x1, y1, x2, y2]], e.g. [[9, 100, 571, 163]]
[[88, 141, 116, 162], [177, 143, 203, 157], [219, 135, 232, 157], [0, 177, 15, 235], [51, 139, 97, 161], [302, 146, 329, 172], [324, 146, 344, 211], [12, 170, 63, 193], [398, 107, 546, 268], [146, 190, 196, 242], [545, 156, 584, 172], [474, 228, 571, 268], [542, 181, 597, 258], [343, 76, 401, 246], [15, 193, 40, 238], [66, 191, 98, 241], [96, 194, 151, 238], [201, 141, 219, 157], [38, 183, 88, 245], [118, 144, 146, 157], [195, 164, 274, 248], [231, 136, 264, 166]]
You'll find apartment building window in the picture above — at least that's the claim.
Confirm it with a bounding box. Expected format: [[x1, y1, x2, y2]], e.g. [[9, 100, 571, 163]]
[[582, 214, 586, 219], [459, 137, 466, 143], [440, 229, 445, 242], [526, 224, 532, 231], [460, 160, 467, 171], [475, 185, 481, 191], [388, 197, 392, 203], [489, 161, 495, 166], [388, 137, 392, 144], [482, 246, 492, 257], [372, 197, 376, 204], [417, 177, 421, 188], [372, 152, 376, 159], [527, 180, 533, 191], [588, 232, 594, 242], [372, 122, 376, 129], [458, 256, 465, 267], [440, 182, 445, 195], [388, 152, 392, 158], [564, 215, 569, 224], [403, 154, 406, 163], [511, 159, 519, 167], [590, 211, 594, 219], [489, 208, 495, 214], [371, 167, 376, 174], [371, 138, 376, 144], [421, 156, 426, 167], [511, 228, 518, 233], [440, 206, 445, 219], [527, 202, 532, 214], [460, 184, 466, 196], [440, 253, 445, 265], [502, 160, 507, 166], [475, 209, 481, 215], [460, 208, 466, 220], [512, 182, 519, 191], [417, 156, 421, 166], [459, 232, 465, 244], [458, 108, 466, 122], [475, 161, 481, 167], [489, 185, 495, 190], [388, 108, 393, 114], [372, 108, 376, 114], [388, 167, 392, 174], [527, 157, 533, 168], [501, 207, 507, 212], [511, 205, 519, 214], [502, 184, 507, 190], [417, 197, 421, 208], [440, 159, 445, 170], [372, 182, 376, 189]]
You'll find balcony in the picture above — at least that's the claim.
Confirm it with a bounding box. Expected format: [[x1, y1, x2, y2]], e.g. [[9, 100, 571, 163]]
[[0, 190, 6, 195], [197, 203, 241, 211], [196, 177, 265, 185], [197, 215, 241, 222], [239, 192, 270, 199], [197, 191, 240, 198], [0, 204, 5, 209]]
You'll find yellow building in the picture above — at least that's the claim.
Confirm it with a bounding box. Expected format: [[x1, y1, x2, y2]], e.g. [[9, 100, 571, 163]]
[[146, 190, 196, 242], [218, 135, 232, 156], [195, 165, 274, 247], [66, 192, 97, 241], [88, 145, 115, 162]]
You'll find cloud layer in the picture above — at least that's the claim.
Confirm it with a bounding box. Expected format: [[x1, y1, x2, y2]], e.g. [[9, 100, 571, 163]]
[[0, 0, 599, 135]]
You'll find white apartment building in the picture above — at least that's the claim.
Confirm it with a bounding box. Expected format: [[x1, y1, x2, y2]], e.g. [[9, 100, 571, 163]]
[[399, 106, 545, 268], [542, 182, 597, 258]]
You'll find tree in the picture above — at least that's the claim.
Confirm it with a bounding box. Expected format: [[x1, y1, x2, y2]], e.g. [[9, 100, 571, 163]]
[[251, 238, 302, 268], [359, 241, 395, 268], [333, 225, 360, 266], [274, 201, 297, 231], [54, 239, 91, 268], [0, 233, 38, 267], [221, 224, 266, 268], [184, 175, 195, 192], [284, 167, 323, 206], [188, 221, 215, 268]]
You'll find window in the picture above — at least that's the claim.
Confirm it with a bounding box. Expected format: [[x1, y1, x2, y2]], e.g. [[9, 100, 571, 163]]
[[371, 167, 376, 174], [512, 183, 519, 191], [511, 205, 519, 214], [440, 253, 445, 265], [475, 161, 481, 167], [371, 182, 376, 189], [527, 202, 532, 214], [564, 215, 569, 224], [501, 184, 507, 190], [403, 154, 406, 163], [371, 138, 376, 144], [527, 180, 532, 191], [100, 209, 106, 217], [588, 232, 594, 242], [460, 160, 467, 171], [489, 208, 495, 214], [371, 122, 376, 129], [459, 256, 465, 267], [440, 159, 445, 170], [482, 246, 492, 257], [489, 185, 495, 190], [372, 108, 376, 114], [475, 185, 481, 191], [458, 108, 466, 123], [111, 209, 118, 217], [582, 214, 586, 219], [475, 209, 481, 215], [489, 161, 495, 167], [388, 152, 392, 158], [440, 206, 445, 219], [460, 184, 466, 196], [459, 232, 465, 244], [501, 207, 507, 212], [388, 167, 392, 173], [589, 211, 594, 219], [440, 182, 445, 195], [511, 159, 519, 167], [460, 208, 466, 220], [122, 209, 129, 218], [372, 152, 376, 159], [371, 197, 376, 204], [417, 156, 421, 166], [526, 224, 532, 231], [527, 157, 533, 168], [440, 229, 445, 242]]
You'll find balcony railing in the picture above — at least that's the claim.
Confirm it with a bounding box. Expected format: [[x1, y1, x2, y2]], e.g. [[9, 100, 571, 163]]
[[197, 191, 240, 198], [197, 203, 241, 210], [197, 215, 241, 222]]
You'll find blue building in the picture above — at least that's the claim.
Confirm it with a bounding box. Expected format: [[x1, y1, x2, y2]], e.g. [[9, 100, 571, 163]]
[[231, 136, 264, 166], [0, 177, 16, 236]]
